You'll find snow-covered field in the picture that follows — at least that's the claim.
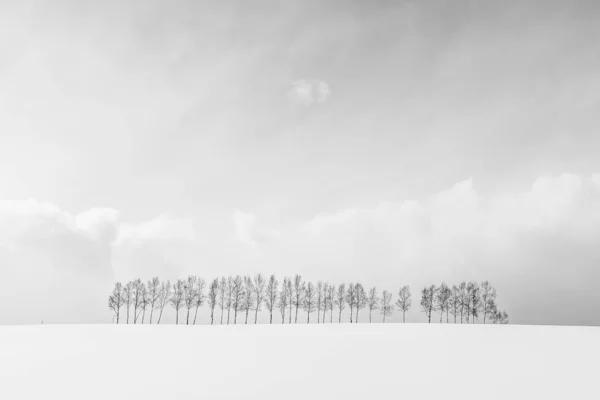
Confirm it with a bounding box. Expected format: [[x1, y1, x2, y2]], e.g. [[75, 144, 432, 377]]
[[0, 324, 598, 399]]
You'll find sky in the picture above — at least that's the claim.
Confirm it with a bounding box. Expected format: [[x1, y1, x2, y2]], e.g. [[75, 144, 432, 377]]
[[1, 0, 599, 325]]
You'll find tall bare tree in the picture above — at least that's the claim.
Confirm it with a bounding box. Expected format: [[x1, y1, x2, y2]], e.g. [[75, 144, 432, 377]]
[[156, 280, 171, 324], [449, 285, 461, 323], [420, 285, 437, 323], [367, 287, 379, 323], [458, 281, 468, 323], [292, 275, 305, 323], [218, 277, 227, 325], [242, 276, 255, 324], [316, 281, 324, 324], [335, 283, 346, 323], [380, 290, 393, 323], [435, 283, 452, 323], [395, 285, 412, 323], [286, 277, 293, 324], [140, 284, 149, 324], [253, 274, 266, 324], [132, 278, 144, 324], [264, 274, 278, 324], [193, 278, 206, 325], [207, 278, 219, 325], [123, 281, 133, 324], [303, 282, 317, 323], [147, 277, 161, 324], [183, 275, 198, 325], [226, 276, 234, 324], [170, 279, 185, 324], [231, 275, 244, 324], [345, 283, 356, 323], [278, 278, 290, 323], [327, 284, 336, 323], [108, 282, 124, 323], [480, 281, 497, 324], [354, 283, 368, 323], [466, 281, 481, 324]]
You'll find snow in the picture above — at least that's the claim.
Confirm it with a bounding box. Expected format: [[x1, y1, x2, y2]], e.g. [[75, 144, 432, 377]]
[[0, 324, 598, 399]]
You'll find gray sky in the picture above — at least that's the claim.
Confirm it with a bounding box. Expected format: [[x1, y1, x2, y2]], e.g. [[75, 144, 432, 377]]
[[1, 0, 599, 325]]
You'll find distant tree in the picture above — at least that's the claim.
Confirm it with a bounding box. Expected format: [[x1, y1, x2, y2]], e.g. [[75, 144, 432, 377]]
[[326, 284, 336, 323], [420, 285, 437, 323], [286, 278, 294, 323], [132, 278, 144, 324], [170, 279, 185, 324], [480, 281, 497, 324], [253, 274, 266, 324], [218, 277, 227, 325], [345, 283, 356, 323], [183, 275, 198, 325], [207, 278, 219, 325], [264, 275, 279, 324], [367, 287, 379, 323], [335, 283, 346, 323], [449, 285, 461, 323], [395, 285, 412, 323], [108, 282, 124, 323], [354, 283, 368, 323], [316, 281, 324, 324], [140, 284, 149, 323], [491, 308, 509, 324], [193, 278, 206, 325], [458, 282, 468, 323], [292, 275, 305, 323], [123, 281, 133, 324], [156, 280, 171, 324], [278, 278, 290, 323], [242, 276, 255, 324], [380, 290, 393, 323], [435, 283, 452, 323], [466, 282, 481, 324], [303, 282, 317, 323], [231, 275, 244, 324], [226, 276, 234, 324], [147, 277, 161, 324]]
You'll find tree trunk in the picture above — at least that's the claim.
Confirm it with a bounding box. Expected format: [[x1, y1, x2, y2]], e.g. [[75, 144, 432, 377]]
[[158, 308, 164, 324], [142, 308, 146, 324], [288, 304, 292, 324], [254, 307, 259, 324], [245, 308, 249, 324], [349, 306, 353, 323], [220, 305, 224, 325], [440, 311, 443, 323], [403, 310, 406, 323], [149, 308, 154, 325], [369, 310, 372, 323], [186, 309, 190, 325], [211, 308, 214, 325], [295, 306, 299, 323], [126, 305, 130, 324], [234, 310, 238, 324], [338, 309, 342, 323], [446, 309, 449, 323], [356, 309, 359, 323], [330, 309, 333, 323], [269, 310, 273, 324], [317, 309, 320, 324], [307, 311, 310, 323], [176, 309, 179, 325], [193, 305, 199, 325]]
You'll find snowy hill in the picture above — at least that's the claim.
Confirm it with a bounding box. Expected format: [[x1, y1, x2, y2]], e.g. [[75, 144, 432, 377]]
[[0, 324, 597, 399]]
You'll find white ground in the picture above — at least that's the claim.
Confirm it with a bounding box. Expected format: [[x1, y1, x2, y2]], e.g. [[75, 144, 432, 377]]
[[0, 324, 598, 399]]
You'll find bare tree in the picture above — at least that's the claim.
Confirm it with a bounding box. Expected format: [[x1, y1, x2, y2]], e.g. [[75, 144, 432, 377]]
[[354, 283, 368, 323], [420, 285, 437, 323], [335, 284, 346, 323], [395, 285, 412, 323], [108, 282, 124, 323], [345, 283, 356, 323], [170, 279, 185, 325], [218, 277, 227, 325], [316, 281, 324, 324], [242, 276, 255, 324], [435, 283, 452, 323], [140, 284, 149, 324], [278, 278, 289, 323], [147, 277, 161, 324], [327, 284, 336, 323], [193, 278, 206, 325], [156, 280, 171, 324], [491, 308, 509, 324], [303, 282, 317, 323], [207, 278, 219, 325], [480, 281, 497, 324], [226, 276, 234, 324], [449, 285, 461, 323], [132, 278, 144, 324], [286, 277, 293, 324], [253, 274, 266, 324], [123, 281, 133, 324], [459, 281, 468, 323], [183, 275, 198, 325], [380, 290, 393, 323], [231, 275, 244, 324], [466, 281, 481, 324], [367, 287, 379, 323], [264, 274, 279, 324], [292, 275, 305, 323]]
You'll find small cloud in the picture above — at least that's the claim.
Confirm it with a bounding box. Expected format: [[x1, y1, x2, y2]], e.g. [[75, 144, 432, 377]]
[[232, 210, 280, 251], [287, 79, 331, 106]]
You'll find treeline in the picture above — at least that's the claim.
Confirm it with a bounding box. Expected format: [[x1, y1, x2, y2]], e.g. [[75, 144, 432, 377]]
[[108, 275, 509, 325]]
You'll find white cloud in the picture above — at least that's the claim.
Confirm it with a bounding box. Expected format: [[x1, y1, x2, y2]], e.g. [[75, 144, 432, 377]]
[[287, 79, 331, 106]]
